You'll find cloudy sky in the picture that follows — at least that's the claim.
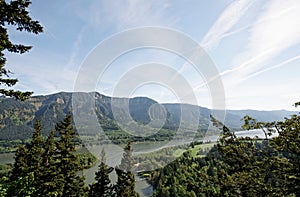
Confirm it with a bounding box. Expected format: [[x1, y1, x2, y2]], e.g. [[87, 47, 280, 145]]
[[6, 0, 300, 110]]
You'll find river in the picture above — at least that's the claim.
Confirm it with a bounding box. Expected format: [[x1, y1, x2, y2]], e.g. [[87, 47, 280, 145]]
[[0, 129, 277, 196], [0, 152, 15, 165]]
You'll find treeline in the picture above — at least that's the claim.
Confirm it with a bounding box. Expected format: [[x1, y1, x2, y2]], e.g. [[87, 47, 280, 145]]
[[151, 112, 300, 196], [0, 115, 139, 197], [1, 110, 300, 196]]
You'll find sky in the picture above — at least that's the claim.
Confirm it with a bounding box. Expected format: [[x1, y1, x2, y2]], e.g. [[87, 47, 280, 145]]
[[5, 0, 300, 111]]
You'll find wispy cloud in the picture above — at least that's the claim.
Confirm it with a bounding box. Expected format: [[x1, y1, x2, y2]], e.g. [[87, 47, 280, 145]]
[[103, 0, 173, 29], [191, 0, 300, 110], [6, 51, 77, 95], [68, 0, 179, 92], [188, 0, 255, 100], [221, 48, 276, 77], [222, 0, 300, 85], [74, 0, 175, 30], [200, 0, 253, 50], [217, 5, 294, 44], [65, 27, 86, 70], [243, 54, 300, 81], [213, 0, 300, 110]]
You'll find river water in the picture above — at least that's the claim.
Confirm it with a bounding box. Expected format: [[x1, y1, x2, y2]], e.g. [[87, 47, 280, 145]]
[[83, 129, 278, 196], [0, 152, 15, 165], [0, 129, 277, 196]]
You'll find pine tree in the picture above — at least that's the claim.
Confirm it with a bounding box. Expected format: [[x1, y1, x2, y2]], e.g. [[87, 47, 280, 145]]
[[28, 120, 44, 179], [89, 148, 114, 197], [114, 142, 139, 197], [7, 144, 31, 196], [8, 120, 44, 196], [26, 120, 46, 196], [270, 113, 300, 196], [38, 129, 59, 196], [55, 114, 87, 196], [0, 0, 43, 100], [10, 144, 29, 181]]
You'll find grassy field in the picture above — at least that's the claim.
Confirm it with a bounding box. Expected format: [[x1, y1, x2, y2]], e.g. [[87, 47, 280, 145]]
[[187, 142, 216, 157]]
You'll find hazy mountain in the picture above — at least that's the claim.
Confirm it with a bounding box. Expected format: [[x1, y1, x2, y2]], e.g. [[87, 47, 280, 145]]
[[0, 92, 296, 140]]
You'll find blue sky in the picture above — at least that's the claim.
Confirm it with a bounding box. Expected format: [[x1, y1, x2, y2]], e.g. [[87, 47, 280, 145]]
[[5, 0, 300, 110]]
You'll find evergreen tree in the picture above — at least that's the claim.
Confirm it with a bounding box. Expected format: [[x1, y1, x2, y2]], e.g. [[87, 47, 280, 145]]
[[89, 148, 114, 197], [55, 114, 87, 196], [114, 141, 139, 197], [28, 120, 44, 180], [10, 144, 29, 181], [0, 0, 43, 100], [38, 129, 59, 196], [270, 113, 300, 195], [153, 113, 300, 196], [7, 144, 31, 196], [8, 120, 44, 196]]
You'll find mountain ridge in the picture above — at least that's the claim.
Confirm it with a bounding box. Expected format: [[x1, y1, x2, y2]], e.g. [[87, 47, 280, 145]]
[[0, 91, 297, 140]]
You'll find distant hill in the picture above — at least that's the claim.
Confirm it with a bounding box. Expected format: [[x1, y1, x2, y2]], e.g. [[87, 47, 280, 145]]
[[0, 92, 296, 140]]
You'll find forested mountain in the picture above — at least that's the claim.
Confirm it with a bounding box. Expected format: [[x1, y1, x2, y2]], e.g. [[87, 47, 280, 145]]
[[0, 92, 296, 140]]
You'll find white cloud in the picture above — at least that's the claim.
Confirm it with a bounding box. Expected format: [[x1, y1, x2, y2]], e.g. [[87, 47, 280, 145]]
[[194, 0, 300, 110], [225, 79, 300, 110], [65, 27, 86, 70], [6, 51, 77, 95], [243, 54, 300, 81], [228, 0, 300, 80], [218, 0, 300, 108], [201, 0, 253, 50], [218, 5, 294, 43]]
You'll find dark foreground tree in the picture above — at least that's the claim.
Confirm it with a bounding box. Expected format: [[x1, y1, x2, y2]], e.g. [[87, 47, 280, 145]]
[[7, 120, 44, 196], [89, 148, 114, 197], [153, 104, 300, 196], [7, 115, 88, 196], [114, 142, 139, 197], [240, 108, 300, 195], [38, 129, 59, 196], [27, 120, 44, 181], [55, 114, 87, 196], [0, 0, 43, 100], [6, 144, 33, 196], [266, 114, 300, 195]]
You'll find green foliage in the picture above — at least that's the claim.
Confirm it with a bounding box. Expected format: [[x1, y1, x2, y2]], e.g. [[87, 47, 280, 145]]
[[88, 143, 141, 197], [270, 113, 300, 195], [54, 114, 87, 196], [28, 120, 44, 169], [38, 129, 59, 196], [13, 171, 36, 197], [77, 151, 97, 169], [0, 164, 12, 177], [153, 109, 300, 196], [242, 115, 276, 139], [0, 0, 43, 100], [9, 144, 29, 183], [114, 142, 139, 197], [7, 120, 44, 196], [133, 144, 188, 171], [6, 115, 89, 197], [89, 148, 113, 197], [2, 172, 36, 197], [0, 176, 8, 196]]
